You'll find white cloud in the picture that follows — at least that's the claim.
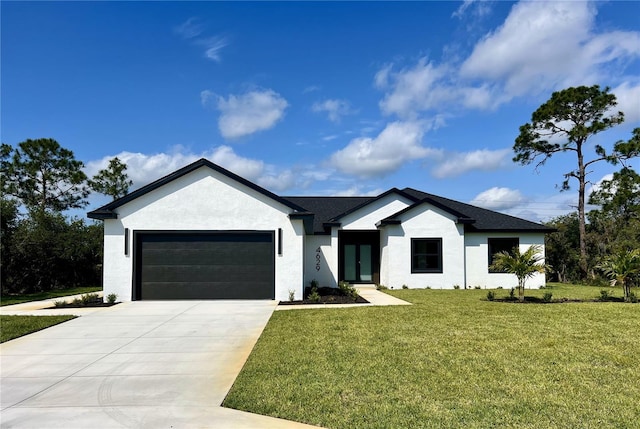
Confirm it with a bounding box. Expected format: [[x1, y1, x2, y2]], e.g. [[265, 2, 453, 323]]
[[174, 17, 204, 39], [85, 146, 344, 197], [207, 146, 264, 180], [506, 192, 580, 223], [214, 89, 288, 139], [612, 81, 640, 124], [197, 36, 229, 62], [174, 18, 229, 62], [374, 64, 393, 89], [377, 2, 640, 118], [460, 1, 640, 101], [257, 169, 296, 192], [587, 173, 615, 201], [432, 148, 511, 178], [86, 146, 267, 191], [200, 90, 215, 107], [471, 187, 525, 210], [378, 59, 451, 117], [330, 121, 437, 178], [452, 0, 475, 19], [452, 0, 492, 19], [312, 99, 355, 123], [377, 59, 500, 116], [334, 186, 384, 197]]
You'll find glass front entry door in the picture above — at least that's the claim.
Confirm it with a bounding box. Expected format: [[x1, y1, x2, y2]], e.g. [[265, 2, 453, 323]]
[[343, 244, 373, 282]]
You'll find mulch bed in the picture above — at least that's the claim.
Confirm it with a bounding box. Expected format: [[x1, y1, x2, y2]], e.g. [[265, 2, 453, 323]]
[[279, 286, 369, 306], [45, 296, 119, 309]]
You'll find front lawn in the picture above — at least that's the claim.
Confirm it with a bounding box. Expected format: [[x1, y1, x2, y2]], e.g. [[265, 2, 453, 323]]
[[223, 284, 639, 428], [0, 286, 102, 306], [0, 315, 76, 343]]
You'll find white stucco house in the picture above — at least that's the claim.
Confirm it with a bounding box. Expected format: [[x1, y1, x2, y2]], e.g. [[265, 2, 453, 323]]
[[88, 159, 554, 301]]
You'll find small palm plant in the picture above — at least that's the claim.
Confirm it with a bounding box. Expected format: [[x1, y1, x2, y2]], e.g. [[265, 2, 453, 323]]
[[597, 249, 640, 302], [490, 244, 546, 302]]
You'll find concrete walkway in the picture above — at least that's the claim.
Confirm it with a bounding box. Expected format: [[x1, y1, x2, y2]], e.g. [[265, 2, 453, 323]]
[[1, 300, 319, 428], [1, 292, 107, 316]]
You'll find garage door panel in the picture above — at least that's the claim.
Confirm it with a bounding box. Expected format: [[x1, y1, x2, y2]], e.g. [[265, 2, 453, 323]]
[[141, 281, 274, 300], [136, 232, 275, 300], [142, 243, 272, 265], [141, 265, 274, 283]]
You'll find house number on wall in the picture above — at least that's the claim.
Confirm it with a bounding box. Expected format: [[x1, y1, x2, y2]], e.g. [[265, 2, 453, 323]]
[[315, 247, 321, 271]]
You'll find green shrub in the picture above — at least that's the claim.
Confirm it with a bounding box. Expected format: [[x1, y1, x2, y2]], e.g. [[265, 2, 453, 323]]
[[80, 293, 99, 305], [375, 284, 388, 290], [474, 285, 482, 290], [402, 284, 409, 289], [106, 293, 118, 304], [53, 300, 66, 307], [338, 281, 358, 301], [509, 288, 516, 300], [486, 291, 496, 301], [307, 289, 321, 303], [288, 290, 295, 302], [543, 291, 553, 303], [599, 289, 611, 301], [453, 284, 461, 290], [629, 292, 638, 303]]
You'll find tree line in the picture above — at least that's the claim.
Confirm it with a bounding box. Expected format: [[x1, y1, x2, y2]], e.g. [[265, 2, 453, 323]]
[[1, 139, 132, 294], [1, 85, 638, 296]]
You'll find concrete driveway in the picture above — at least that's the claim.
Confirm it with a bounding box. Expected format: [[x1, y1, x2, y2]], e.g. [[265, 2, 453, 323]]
[[0, 300, 319, 428]]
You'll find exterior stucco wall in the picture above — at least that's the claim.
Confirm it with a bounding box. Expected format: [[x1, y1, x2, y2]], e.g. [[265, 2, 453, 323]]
[[303, 235, 335, 288], [326, 193, 413, 287], [340, 193, 413, 230], [102, 166, 304, 301], [380, 204, 465, 289], [464, 232, 546, 289]]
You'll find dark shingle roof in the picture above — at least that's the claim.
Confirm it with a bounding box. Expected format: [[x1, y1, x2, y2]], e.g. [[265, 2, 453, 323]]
[[87, 158, 553, 234], [282, 196, 373, 234], [400, 188, 554, 232], [284, 187, 553, 234]]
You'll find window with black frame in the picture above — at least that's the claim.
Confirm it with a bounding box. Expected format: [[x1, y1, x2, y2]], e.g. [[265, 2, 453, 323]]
[[488, 237, 519, 272], [411, 238, 443, 273]]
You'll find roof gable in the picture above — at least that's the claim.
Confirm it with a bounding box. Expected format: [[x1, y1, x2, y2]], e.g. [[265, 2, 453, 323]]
[[87, 159, 553, 235], [87, 158, 307, 219], [400, 188, 554, 232], [379, 197, 475, 227]]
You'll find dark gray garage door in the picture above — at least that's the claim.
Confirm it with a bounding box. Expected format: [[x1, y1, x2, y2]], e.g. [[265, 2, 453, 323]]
[[134, 232, 275, 300]]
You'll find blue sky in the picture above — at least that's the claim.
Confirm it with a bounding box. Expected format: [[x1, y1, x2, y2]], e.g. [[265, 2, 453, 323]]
[[2, 1, 639, 222]]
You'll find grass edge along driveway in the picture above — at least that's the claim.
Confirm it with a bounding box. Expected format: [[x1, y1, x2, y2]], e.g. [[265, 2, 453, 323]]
[[223, 284, 639, 429], [1, 315, 77, 343], [1, 286, 102, 306]]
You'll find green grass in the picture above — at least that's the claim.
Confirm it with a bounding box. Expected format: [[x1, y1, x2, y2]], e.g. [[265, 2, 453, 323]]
[[223, 283, 640, 428], [1, 315, 76, 343], [0, 286, 102, 306]]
